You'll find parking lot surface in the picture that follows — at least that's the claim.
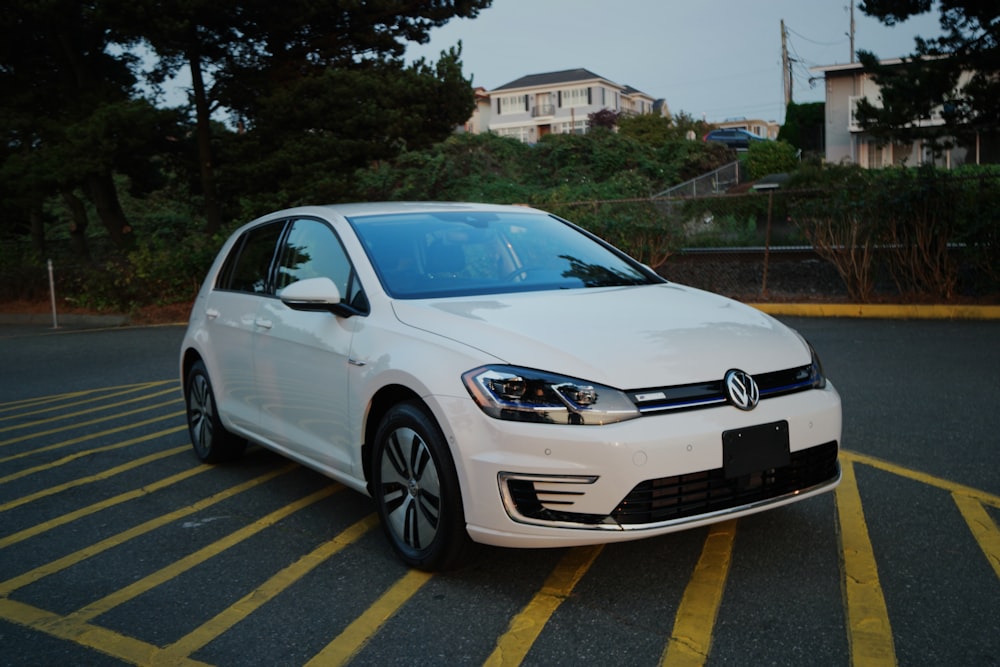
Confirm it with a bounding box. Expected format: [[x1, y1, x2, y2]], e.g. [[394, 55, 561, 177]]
[[0, 319, 997, 666]]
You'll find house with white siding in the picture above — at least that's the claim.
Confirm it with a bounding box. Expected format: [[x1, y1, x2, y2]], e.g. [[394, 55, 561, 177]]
[[811, 59, 987, 168], [476, 68, 662, 143]]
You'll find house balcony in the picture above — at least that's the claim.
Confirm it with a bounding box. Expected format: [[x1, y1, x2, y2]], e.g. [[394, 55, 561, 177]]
[[532, 104, 556, 118]]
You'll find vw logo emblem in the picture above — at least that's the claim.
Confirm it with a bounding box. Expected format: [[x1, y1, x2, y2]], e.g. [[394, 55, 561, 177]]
[[724, 369, 759, 411]]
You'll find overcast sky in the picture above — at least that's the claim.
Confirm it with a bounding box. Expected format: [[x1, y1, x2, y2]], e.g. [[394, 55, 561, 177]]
[[406, 0, 944, 124]]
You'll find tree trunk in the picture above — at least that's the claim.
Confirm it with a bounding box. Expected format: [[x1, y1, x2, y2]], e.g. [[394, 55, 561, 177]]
[[87, 171, 133, 249], [56, 27, 134, 251], [187, 47, 223, 234], [61, 189, 91, 260]]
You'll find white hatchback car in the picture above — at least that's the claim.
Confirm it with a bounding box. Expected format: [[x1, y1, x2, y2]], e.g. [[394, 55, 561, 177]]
[[180, 202, 841, 570]]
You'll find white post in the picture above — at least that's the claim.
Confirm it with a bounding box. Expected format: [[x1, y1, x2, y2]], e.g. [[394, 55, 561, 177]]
[[48, 259, 59, 329]]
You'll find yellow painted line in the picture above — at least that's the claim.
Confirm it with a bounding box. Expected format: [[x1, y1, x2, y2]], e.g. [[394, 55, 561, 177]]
[[306, 568, 433, 666], [0, 390, 94, 411], [159, 513, 381, 662], [483, 544, 603, 667], [836, 460, 896, 666], [952, 493, 1000, 581], [0, 381, 171, 413], [0, 597, 212, 667], [0, 463, 297, 596], [0, 414, 186, 466], [661, 520, 736, 667], [0, 454, 206, 549], [0, 429, 186, 495], [0, 423, 187, 479], [0, 381, 176, 423], [750, 302, 1000, 320], [69, 485, 342, 623], [0, 396, 182, 446], [842, 450, 1000, 509]]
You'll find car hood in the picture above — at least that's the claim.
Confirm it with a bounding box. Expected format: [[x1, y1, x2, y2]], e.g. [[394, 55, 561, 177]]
[[390, 283, 809, 388]]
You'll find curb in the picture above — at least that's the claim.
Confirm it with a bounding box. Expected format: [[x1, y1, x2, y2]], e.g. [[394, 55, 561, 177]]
[[0, 313, 130, 327], [2, 304, 1000, 330], [748, 303, 1000, 320]]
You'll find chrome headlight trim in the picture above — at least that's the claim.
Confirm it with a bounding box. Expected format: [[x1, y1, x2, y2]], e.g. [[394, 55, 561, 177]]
[[462, 365, 640, 425]]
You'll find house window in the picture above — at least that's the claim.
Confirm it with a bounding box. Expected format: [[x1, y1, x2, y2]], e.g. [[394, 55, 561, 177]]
[[555, 120, 587, 135], [560, 87, 591, 108], [494, 126, 533, 143], [498, 95, 528, 115]]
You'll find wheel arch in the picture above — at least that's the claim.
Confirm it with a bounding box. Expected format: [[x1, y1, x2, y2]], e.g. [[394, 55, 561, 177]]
[[180, 347, 204, 389], [362, 384, 424, 491]]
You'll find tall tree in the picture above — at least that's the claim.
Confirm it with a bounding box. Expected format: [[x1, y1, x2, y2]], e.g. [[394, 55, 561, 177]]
[[856, 1, 999, 145], [220, 47, 482, 208], [0, 0, 152, 250], [105, 0, 492, 231]]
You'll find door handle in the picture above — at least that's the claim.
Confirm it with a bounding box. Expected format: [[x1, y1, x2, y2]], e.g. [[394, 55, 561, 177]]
[[205, 308, 220, 320], [254, 319, 273, 330]]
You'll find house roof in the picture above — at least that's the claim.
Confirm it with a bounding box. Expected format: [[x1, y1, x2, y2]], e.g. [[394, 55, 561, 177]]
[[622, 84, 653, 99], [492, 68, 612, 91], [810, 57, 919, 76]]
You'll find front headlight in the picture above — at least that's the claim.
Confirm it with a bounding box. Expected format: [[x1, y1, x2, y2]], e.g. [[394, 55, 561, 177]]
[[462, 365, 640, 425], [808, 343, 827, 389]]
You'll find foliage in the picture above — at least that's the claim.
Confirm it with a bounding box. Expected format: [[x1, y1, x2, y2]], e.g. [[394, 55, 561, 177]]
[[588, 108, 621, 130], [618, 110, 713, 144], [3, 0, 998, 308], [856, 1, 1000, 145], [221, 50, 478, 209], [100, 0, 493, 232], [347, 130, 736, 267], [745, 140, 799, 179], [788, 165, 881, 301], [349, 130, 733, 206], [777, 102, 825, 155], [554, 200, 680, 269], [0, 0, 182, 249], [788, 163, 1000, 300]]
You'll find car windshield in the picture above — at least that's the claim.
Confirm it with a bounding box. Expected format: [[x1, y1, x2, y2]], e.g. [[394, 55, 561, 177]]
[[348, 210, 657, 299]]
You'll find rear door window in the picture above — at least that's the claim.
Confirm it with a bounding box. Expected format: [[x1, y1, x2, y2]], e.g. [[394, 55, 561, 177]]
[[217, 221, 286, 294]]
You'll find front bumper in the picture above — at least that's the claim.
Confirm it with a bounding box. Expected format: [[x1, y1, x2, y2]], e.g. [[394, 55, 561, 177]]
[[430, 382, 842, 548]]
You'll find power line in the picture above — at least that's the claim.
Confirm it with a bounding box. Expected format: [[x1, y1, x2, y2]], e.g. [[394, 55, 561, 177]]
[[785, 25, 848, 48]]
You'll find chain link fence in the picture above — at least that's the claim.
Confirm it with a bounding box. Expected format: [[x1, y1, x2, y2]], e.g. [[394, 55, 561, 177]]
[[4, 175, 998, 306], [552, 180, 999, 303]]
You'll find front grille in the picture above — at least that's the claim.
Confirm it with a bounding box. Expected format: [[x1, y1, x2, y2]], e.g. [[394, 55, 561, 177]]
[[627, 364, 817, 414], [612, 440, 839, 525], [506, 479, 608, 525], [503, 441, 839, 528]]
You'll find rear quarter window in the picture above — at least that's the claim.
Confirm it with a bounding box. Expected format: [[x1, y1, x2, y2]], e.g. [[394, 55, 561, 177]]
[[216, 221, 286, 294]]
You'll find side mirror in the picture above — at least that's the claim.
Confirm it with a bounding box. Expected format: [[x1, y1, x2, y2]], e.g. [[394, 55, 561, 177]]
[[280, 277, 360, 317]]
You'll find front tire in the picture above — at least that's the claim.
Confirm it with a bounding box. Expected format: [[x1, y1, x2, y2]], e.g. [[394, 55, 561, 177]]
[[371, 401, 473, 570], [185, 360, 246, 463]]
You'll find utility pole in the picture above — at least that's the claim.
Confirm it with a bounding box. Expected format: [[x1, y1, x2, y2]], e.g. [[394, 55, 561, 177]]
[[781, 20, 792, 106], [849, 2, 856, 62]]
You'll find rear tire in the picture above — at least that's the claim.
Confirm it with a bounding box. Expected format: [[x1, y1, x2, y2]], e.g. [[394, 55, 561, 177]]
[[371, 401, 474, 570], [185, 360, 246, 463]]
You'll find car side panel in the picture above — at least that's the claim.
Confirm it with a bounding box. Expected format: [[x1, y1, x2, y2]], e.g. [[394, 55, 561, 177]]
[[196, 289, 262, 434], [252, 299, 358, 474]]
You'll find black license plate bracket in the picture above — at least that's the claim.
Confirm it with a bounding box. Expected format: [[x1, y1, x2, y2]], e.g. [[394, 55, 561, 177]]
[[722, 420, 790, 479]]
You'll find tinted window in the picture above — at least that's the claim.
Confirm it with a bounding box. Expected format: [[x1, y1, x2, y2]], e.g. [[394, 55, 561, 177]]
[[276, 218, 368, 311], [219, 221, 285, 294], [276, 219, 351, 289], [349, 211, 656, 299]]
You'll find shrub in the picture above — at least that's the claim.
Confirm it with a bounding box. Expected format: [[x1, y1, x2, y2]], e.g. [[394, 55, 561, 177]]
[[746, 140, 799, 180]]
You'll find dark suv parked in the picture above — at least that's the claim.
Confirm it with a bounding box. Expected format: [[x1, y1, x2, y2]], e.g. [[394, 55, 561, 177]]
[[703, 128, 766, 150]]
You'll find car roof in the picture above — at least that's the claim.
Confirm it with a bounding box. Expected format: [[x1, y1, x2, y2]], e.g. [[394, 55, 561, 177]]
[[255, 201, 543, 223]]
